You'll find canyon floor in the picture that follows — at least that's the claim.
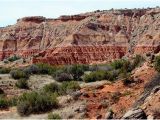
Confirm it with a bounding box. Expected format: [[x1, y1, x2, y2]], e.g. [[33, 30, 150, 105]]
[[0, 60, 160, 119]]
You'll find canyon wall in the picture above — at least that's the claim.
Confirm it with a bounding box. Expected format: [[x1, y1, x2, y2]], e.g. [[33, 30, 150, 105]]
[[32, 45, 128, 65], [0, 8, 159, 65]]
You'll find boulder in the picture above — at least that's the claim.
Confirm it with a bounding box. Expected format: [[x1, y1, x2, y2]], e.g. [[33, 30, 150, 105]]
[[105, 111, 114, 119], [122, 108, 147, 119]]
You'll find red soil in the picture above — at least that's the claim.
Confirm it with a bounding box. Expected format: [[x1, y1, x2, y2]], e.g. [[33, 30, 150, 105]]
[[80, 63, 156, 118]]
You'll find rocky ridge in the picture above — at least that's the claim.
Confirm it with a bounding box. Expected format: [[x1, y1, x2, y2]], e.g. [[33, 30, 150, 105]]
[[0, 8, 160, 64]]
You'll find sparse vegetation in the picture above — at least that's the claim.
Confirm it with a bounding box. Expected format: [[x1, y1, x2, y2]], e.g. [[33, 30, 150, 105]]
[[68, 64, 89, 80], [7, 55, 21, 62], [8, 97, 18, 107], [10, 69, 30, 80], [0, 54, 146, 117], [36, 63, 57, 75], [17, 92, 58, 116], [0, 97, 9, 109], [24, 64, 39, 74], [43, 81, 80, 95], [15, 79, 29, 89], [55, 73, 72, 82], [0, 67, 11, 74], [132, 55, 144, 68], [111, 59, 125, 70], [154, 55, 160, 72], [60, 81, 80, 94], [83, 71, 106, 82], [48, 113, 61, 119], [83, 70, 117, 82], [43, 82, 60, 94]]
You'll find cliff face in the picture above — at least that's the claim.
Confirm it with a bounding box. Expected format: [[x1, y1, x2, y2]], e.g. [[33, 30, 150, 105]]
[[0, 8, 160, 65]]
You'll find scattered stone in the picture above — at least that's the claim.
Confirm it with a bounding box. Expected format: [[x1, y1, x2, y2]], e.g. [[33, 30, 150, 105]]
[[74, 105, 87, 113], [122, 108, 147, 119], [151, 86, 160, 94], [96, 114, 102, 119], [105, 111, 114, 119], [147, 115, 154, 120], [71, 91, 82, 100], [82, 92, 89, 98]]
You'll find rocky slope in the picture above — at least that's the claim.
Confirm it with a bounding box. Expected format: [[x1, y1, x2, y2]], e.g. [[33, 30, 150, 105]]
[[0, 8, 160, 64]]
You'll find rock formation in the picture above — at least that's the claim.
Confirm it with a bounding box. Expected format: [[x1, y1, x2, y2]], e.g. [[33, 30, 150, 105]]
[[0, 8, 160, 65]]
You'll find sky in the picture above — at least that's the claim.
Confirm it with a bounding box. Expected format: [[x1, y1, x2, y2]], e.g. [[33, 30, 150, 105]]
[[0, 0, 160, 27]]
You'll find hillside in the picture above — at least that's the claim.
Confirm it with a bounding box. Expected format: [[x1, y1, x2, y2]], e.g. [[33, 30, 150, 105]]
[[0, 7, 160, 65], [0, 7, 160, 119]]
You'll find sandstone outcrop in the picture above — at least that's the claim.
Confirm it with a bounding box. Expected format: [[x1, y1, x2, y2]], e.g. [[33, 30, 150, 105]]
[[17, 16, 46, 23], [0, 8, 160, 65]]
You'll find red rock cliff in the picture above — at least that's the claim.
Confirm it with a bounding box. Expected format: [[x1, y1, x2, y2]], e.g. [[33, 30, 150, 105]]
[[0, 8, 159, 65]]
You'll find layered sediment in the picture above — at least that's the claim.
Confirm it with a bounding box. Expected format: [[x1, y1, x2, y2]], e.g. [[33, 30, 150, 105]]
[[0, 8, 159, 65]]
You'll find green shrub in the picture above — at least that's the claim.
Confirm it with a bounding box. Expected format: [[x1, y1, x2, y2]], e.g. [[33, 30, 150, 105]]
[[43, 83, 60, 94], [83, 70, 119, 83], [48, 113, 61, 119], [60, 81, 80, 95], [17, 92, 58, 116], [55, 73, 72, 82], [8, 97, 18, 107], [132, 55, 144, 69], [154, 56, 160, 72], [111, 59, 125, 70], [36, 63, 57, 75], [68, 64, 89, 80], [0, 67, 11, 74], [10, 69, 30, 80], [121, 60, 132, 73], [8, 55, 21, 62], [24, 64, 39, 74], [83, 71, 106, 82], [43, 81, 80, 95], [15, 80, 29, 89], [105, 70, 118, 81], [0, 97, 9, 109]]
